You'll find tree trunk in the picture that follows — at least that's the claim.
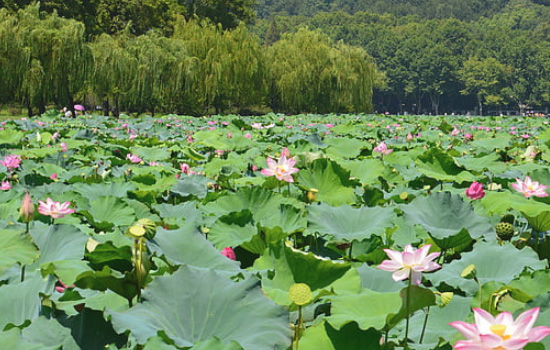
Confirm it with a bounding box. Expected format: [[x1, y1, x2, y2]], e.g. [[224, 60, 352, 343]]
[[477, 94, 483, 116], [27, 104, 33, 118], [102, 99, 110, 117], [113, 95, 120, 118], [68, 94, 76, 118]]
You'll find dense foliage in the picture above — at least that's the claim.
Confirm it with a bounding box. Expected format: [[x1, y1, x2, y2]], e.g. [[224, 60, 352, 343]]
[[2, 112, 550, 349], [253, 0, 550, 115], [0, 5, 374, 117]]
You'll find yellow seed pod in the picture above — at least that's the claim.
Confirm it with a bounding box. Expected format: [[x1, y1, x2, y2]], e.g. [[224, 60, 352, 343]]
[[399, 192, 408, 200], [460, 264, 476, 279], [307, 188, 319, 202], [289, 283, 312, 306], [129, 225, 146, 237]]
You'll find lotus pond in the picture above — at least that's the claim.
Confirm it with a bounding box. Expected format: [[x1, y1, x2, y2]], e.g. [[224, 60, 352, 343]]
[[1, 112, 550, 350]]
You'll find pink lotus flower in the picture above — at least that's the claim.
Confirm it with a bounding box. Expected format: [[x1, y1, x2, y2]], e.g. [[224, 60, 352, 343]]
[[466, 182, 485, 200], [373, 141, 393, 155], [261, 154, 299, 183], [450, 308, 550, 350], [221, 247, 236, 260], [511, 176, 548, 198], [180, 163, 196, 175], [465, 133, 474, 140], [50, 173, 58, 180], [126, 154, 142, 163], [1, 155, 21, 171], [0, 181, 11, 190], [377, 244, 441, 285], [244, 133, 252, 139], [451, 128, 460, 136], [60, 142, 68, 152], [406, 133, 414, 142], [55, 280, 75, 293], [38, 198, 75, 219]]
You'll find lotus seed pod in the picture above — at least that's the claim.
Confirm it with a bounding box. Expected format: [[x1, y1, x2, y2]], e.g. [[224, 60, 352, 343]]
[[496, 222, 515, 241], [289, 283, 312, 306], [460, 264, 476, 279]]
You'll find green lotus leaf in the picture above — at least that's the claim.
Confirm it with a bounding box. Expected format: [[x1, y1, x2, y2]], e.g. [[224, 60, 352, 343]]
[[299, 320, 382, 350], [73, 182, 137, 202], [327, 289, 402, 331], [356, 265, 406, 292], [415, 148, 475, 182], [524, 211, 550, 232], [508, 270, 550, 301], [407, 295, 472, 346], [131, 146, 171, 161], [190, 337, 244, 350], [454, 153, 507, 174], [0, 328, 49, 350], [481, 191, 549, 216], [207, 210, 258, 251], [0, 271, 54, 329], [149, 224, 241, 271], [30, 224, 88, 265], [324, 137, 365, 159], [386, 285, 436, 328], [57, 308, 128, 350], [0, 129, 25, 145], [340, 159, 386, 185], [19, 316, 79, 350], [108, 265, 291, 349], [297, 158, 357, 206], [88, 196, 137, 228], [429, 241, 546, 294], [252, 241, 360, 306], [469, 137, 511, 152], [402, 192, 494, 248], [202, 187, 302, 220], [307, 203, 397, 242], [0, 229, 39, 276], [153, 202, 202, 226], [170, 175, 212, 199]]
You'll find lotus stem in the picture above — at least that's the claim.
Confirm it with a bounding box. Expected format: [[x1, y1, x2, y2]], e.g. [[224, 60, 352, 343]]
[[419, 306, 430, 344], [405, 272, 412, 349]]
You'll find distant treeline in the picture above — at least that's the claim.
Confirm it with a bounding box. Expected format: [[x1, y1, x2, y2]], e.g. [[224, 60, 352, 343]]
[[0, 5, 374, 117], [253, 0, 550, 115]]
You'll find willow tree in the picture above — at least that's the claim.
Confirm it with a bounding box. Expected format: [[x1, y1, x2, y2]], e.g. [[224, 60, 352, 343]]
[[125, 33, 185, 115], [13, 5, 92, 116], [90, 33, 138, 117], [268, 28, 375, 113], [0, 9, 30, 111]]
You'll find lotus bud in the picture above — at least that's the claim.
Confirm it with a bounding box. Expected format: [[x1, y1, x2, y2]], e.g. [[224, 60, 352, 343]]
[[19, 191, 35, 223]]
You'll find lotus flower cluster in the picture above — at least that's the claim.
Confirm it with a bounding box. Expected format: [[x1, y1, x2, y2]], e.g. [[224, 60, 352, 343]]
[[511, 176, 548, 198], [38, 198, 75, 219], [450, 307, 550, 350], [261, 148, 299, 183], [1, 154, 21, 171], [377, 244, 441, 285], [466, 182, 485, 200]]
